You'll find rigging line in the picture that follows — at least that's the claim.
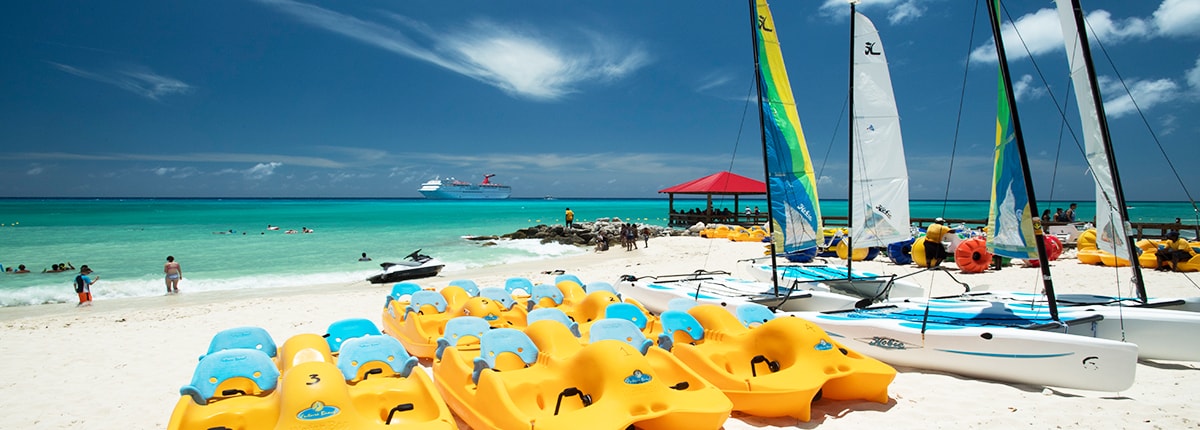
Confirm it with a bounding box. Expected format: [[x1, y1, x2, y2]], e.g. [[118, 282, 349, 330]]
[[816, 93, 849, 182], [1084, 17, 1200, 221], [702, 74, 758, 270], [941, 0, 982, 219]]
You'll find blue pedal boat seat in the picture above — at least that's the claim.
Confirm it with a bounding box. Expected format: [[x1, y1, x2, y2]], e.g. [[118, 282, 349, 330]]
[[181, 349, 280, 405], [589, 319, 653, 355], [435, 316, 492, 360], [657, 310, 705, 351], [448, 279, 481, 297], [200, 326, 277, 361], [479, 287, 517, 311], [471, 328, 539, 384], [527, 308, 581, 338], [325, 318, 382, 353], [337, 335, 419, 382], [736, 303, 776, 328]]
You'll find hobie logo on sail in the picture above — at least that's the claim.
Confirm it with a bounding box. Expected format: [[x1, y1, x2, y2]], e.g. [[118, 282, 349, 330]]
[[864, 41, 881, 56]]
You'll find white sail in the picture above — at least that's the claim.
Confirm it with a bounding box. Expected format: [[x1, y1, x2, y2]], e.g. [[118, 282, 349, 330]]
[[1054, 1, 1129, 257], [850, 11, 910, 247]]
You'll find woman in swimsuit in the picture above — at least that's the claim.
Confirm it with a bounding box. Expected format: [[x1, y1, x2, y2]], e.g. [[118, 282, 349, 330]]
[[164, 255, 182, 294]]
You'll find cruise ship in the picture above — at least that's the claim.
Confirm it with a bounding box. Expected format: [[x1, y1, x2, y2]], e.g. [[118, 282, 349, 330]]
[[417, 174, 512, 199]]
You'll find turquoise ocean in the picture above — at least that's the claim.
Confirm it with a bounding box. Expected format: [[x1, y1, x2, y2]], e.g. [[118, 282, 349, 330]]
[[1, 198, 1194, 307]]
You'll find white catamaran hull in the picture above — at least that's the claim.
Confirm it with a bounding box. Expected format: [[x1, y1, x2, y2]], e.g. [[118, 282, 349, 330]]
[[891, 297, 1200, 361], [962, 290, 1200, 314], [615, 276, 865, 314], [780, 310, 1138, 392], [740, 259, 924, 300]]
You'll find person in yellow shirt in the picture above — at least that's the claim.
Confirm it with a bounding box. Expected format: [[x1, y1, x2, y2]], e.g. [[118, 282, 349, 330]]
[[564, 208, 575, 229], [1155, 230, 1195, 272], [924, 218, 950, 268]]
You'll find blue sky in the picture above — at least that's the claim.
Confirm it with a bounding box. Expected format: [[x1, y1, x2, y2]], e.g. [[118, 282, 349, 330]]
[[2, 0, 1197, 200]]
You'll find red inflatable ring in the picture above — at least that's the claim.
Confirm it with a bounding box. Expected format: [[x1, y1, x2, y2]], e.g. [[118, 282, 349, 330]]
[[1025, 235, 1064, 267], [954, 237, 992, 273], [1044, 235, 1063, 261]]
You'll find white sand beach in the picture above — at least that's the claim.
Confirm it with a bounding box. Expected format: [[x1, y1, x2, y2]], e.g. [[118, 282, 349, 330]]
[[2, 236, 1198, 429]]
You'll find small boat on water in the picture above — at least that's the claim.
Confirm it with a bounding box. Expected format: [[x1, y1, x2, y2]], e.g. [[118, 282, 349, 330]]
[[367, 250, 444, 284], [418, 174, 511, 199]]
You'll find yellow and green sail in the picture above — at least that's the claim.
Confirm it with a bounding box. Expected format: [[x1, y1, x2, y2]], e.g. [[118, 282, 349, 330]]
[[984, 3, 1037, 259], [755, 0, 822, 253]]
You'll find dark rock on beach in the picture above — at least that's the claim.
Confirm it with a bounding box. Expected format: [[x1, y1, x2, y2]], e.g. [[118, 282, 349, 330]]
[[494, 221, 694, 247]]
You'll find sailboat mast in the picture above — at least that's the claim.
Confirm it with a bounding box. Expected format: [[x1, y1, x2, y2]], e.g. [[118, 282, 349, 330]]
[[846, 2, 857, 278], [986, 0, 1059, 320], [1063, 0, 1147, 302], [750, 0, 779, 291]]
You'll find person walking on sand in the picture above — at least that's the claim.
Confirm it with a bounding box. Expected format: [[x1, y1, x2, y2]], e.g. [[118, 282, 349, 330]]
[[74, 265, 97, 307], [641, 226, 651, 248], [565, 208, 575, 229], [164, 256, 182, 294]]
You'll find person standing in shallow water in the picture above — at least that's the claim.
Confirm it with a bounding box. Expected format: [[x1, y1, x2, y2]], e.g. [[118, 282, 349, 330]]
[[74, 265, 97, 306], [565, 208, 575, 229], [164, 256, 182, 294]]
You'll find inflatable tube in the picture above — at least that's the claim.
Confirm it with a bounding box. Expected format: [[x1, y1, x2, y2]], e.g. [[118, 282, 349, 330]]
[[886, 239, 915, 265], [834, 240, 871, 261], [954, 237, 992, 273], [911, 235, 930, 267], [1024, 235, 1064, 267], [1044, 235, 1063, 261]]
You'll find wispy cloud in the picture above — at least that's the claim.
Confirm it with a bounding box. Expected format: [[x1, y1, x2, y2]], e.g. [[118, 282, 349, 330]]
[[1012, 74, 1045, 102], [245, 162, 282, 179], [695, 72, 734, 93], [48, 62, 192, 101], [819, 0, 926, 24], [254, 0, 650, 101], [152, 166, 199, 179], [6, 151, 346, 168], [1099, 75, 1179, 118]]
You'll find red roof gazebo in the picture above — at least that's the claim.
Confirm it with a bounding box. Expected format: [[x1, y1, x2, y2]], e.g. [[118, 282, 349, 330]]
[[659, 171, 766, 226]]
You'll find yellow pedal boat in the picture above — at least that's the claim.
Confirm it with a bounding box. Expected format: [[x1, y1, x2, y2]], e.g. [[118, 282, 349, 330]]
[[656, 304, 896, 421], [169, 327, 454, 429], [433, 325, 732, 430]]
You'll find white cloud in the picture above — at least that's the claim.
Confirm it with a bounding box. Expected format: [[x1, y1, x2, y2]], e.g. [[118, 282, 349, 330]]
[[1012, 74, 1045, 102], [27, 166, 44, 175], [49, 62, 192, 100], [245, 162, 282, 179], [818, 0, 925, 24], [1154, 0, 1200, 37], [695, 72, 734, 93], [152, 167, 197, 179], [255, 0, 649, 101], [1187, 56, 1200, 90], [969, 8, 1150, 64], [1099, 75, 1179, 118]]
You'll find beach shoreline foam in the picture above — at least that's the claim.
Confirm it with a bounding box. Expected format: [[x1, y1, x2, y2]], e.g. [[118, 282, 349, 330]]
[[2, 236, 1197, 429]]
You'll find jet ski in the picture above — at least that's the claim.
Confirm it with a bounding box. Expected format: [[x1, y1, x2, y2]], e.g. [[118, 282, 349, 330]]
[[367, 249, 445, 284]]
